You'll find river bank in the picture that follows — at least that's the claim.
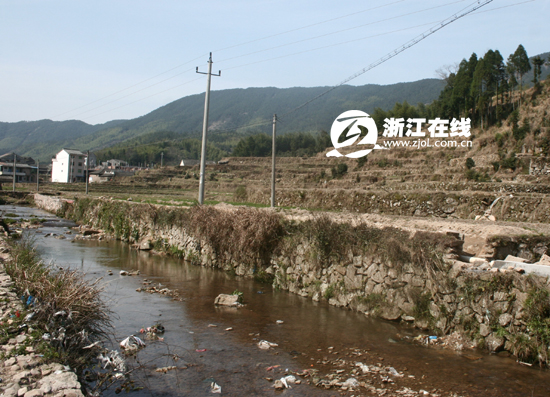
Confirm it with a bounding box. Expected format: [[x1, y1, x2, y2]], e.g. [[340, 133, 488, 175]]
[[33, 193, 550, 368], [0, 237, 86, 397], [1, 201, 549, 395]]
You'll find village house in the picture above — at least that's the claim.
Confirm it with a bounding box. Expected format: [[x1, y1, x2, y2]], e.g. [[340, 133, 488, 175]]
[[0, 152, 38, 183], [51, 149, 92, 183]]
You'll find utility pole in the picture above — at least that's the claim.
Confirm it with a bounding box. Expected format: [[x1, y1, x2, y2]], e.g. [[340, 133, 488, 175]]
[[85, 151, 89, 195], [12, 155, 16, 192], [36, 160, 40, 192], [196, 52, 221, 205], [271, 114, 277, 208], [161, 152, 164, 168]]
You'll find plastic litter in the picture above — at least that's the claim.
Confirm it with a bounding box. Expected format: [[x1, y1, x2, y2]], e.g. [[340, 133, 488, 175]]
[[210, 382, 221, 394], [276, 320, 284, 324], [258, 340, 278, 350], [120, 335, 146, 351], [98, 350, 126, 372], [24, 312, 35, 322], [196, 348, 207, 353], [429, 335, 438, 340], [283, 375, 296, 384]]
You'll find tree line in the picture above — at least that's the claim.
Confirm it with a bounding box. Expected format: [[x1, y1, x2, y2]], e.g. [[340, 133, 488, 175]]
[[373, 45, 548, 130], [232, 131, 332, 157]]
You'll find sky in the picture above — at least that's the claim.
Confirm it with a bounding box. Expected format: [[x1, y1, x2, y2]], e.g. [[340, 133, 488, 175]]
[[1, 0, 548, 125]]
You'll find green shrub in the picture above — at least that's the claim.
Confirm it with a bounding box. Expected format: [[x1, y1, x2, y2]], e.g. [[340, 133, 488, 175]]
[[331, 163, 348, 178]]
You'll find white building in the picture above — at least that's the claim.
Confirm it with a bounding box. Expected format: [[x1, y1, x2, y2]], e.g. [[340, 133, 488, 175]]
[[51, 149, 87, 183]]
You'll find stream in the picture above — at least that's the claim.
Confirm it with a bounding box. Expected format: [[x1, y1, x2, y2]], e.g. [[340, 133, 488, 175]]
[[2, 205, 550, 396]]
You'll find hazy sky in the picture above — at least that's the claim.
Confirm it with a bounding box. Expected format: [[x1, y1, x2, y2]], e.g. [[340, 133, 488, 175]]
[[1, 0, 548, 124]]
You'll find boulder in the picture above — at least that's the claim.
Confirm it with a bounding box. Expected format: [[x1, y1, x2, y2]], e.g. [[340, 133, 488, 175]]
[[214, 294, 241, 307], [378, 305, 402, 321], [486, 334, 505, 352]]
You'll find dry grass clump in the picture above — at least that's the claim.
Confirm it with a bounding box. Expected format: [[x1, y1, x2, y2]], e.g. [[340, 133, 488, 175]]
[[189, 206, 284, 268], [5, 236, 111, 372], [300, 214, 454, 271]]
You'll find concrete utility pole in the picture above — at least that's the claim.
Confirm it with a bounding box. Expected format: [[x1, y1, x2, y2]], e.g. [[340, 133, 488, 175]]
[[85, 151, 89, 195], [196, 52, 221, 205], [161, 152, 164, 168], [36, 161, 39, 192], [12, 155, 16, 192], [271, 114, 277, 208]]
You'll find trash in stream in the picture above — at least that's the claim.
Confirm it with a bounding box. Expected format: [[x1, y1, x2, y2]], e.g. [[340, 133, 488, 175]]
[[139, 323, 165, 340], [258, 340, 278, 350], [195, 348, 207, 353], [98, 349, 126, 372], [120, 335, 146, 351], [210, 382, 221, 394]]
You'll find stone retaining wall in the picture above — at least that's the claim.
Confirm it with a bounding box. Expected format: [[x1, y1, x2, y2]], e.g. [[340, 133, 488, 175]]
[[31, 194, 66, 214], [39, 195, 550, 365]]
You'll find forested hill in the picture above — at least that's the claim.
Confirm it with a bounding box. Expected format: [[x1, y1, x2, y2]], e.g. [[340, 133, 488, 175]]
[[0, 79, 445, 161], [0, 119, 125, 161]]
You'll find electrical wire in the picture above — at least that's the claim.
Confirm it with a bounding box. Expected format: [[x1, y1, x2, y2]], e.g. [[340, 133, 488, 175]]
[[82, 0, 530, 125], [212, 0, 408, 54], [83, 77, 203, 122], [52, 55, 207, 120], [56, 0, 405, 120], [223, 20, 438, 72], [280, 0, 495, 118], [79, 2, 466, 123], [216, 0, 468, 64]]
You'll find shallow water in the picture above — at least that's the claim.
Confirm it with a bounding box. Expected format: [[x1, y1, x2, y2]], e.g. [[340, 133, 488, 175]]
[[3, 205, 550, 396]]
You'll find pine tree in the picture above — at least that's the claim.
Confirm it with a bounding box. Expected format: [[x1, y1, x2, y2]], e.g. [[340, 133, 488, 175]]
[[508, 44, 531, 103]]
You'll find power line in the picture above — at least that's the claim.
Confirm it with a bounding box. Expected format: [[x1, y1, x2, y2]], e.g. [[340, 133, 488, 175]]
[[69, 67, 197, 120], [53, 54, 207, 119], [79, 3, 446, 123], [223, 21, 438, 72], [82, 0, 527, 126], [81, 18, 438, 125], [83, 77, 203, 122], [212, 0, 408, 53], [213, 0, 500, 134], [281, 0, 495, 118], [55, 1, 406, 120], [217, 0, 468, 64]]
